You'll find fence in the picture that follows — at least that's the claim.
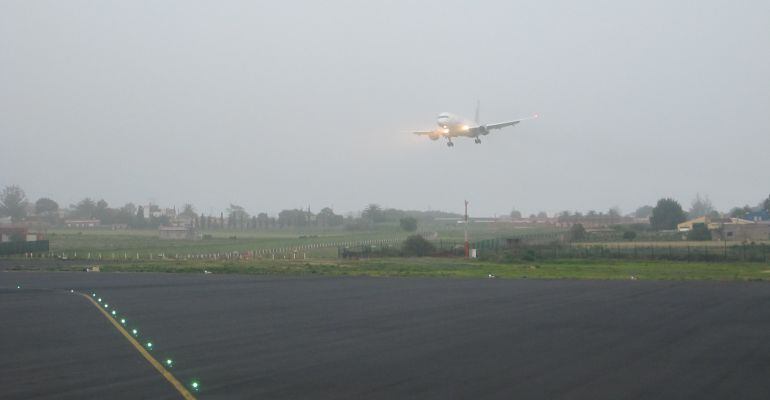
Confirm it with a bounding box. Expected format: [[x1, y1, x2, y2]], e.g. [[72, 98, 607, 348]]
[[5, 237, 407, 262], [498, 242, 770, 263], [0, 240, 49, 256]]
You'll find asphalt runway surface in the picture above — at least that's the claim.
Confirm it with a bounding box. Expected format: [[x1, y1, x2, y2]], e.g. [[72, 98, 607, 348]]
[[3, 271, 770, 399]]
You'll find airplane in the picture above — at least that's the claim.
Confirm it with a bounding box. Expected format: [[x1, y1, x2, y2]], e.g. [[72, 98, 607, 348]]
[[412, 102, 537, 147]]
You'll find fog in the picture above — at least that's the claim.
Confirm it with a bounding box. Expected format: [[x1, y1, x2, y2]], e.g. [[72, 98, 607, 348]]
[[2, 0, 769, 216]]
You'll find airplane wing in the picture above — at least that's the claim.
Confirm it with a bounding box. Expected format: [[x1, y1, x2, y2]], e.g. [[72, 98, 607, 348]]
[[412, 130, 436, 136], [484, 114, 538, 131]]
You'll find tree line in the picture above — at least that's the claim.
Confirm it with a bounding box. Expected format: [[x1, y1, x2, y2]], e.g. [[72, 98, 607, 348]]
[[0, 185, 455, 232]]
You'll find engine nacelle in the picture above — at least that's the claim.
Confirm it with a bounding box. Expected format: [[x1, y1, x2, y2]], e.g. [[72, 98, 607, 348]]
[[429, 132, 441, 141], [479, 125, 490, 135]]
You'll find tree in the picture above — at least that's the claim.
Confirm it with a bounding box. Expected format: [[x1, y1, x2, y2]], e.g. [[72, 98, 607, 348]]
[[622, 231, 637, 241], [256, 212, 270, 229], [134, 206, 146, 228], [317, 207, 342, 227], [730, 205, 751, 219], [399, 217, 418, 232], [537, 211, 548, 219], [35, 197, 59, 224], [72, 198, 97, 219], [35, 197, 59, 214], [402, 234, 435, 256], [634, 205, 654, 219], [568, 223, 587, 241], [687, 223, 711, 241], [688, 193, 714, 219], [180, 203, 197, 219], [650, 198, 687, 230], [763, 195, 770, 213], [362, 204, 384, 224], [510, 209, 522, 219], [0, 185, 28, 222]]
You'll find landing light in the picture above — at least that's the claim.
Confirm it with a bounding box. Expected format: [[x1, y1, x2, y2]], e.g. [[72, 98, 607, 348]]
[[461, 125, 470, 131]]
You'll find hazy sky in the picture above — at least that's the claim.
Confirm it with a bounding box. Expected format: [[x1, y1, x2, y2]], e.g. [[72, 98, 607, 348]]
[[2, 0, 769, 217]]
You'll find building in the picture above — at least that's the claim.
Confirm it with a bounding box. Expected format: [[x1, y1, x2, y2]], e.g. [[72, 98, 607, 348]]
[[743, 210, 770, 222], [0, 226, 45, 242], [158, 226, 198, 240], [65, 219, 101, 228], [716, 223, 770, 242], [677, 216, 732, 232]]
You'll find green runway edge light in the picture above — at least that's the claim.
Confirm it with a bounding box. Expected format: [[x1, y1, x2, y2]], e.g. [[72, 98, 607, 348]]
[[190, 381, 200, 391], [132, 328, 138, 336], [92, 293, 96, 297], [120, 318, 126, 324], [111, 310, 117, 316], [16, 285, 21, 289], [145, 342, 153, 350], [104, 304, 109, 308], [97, 298, 102, 302], [165, 358, 174, 367]]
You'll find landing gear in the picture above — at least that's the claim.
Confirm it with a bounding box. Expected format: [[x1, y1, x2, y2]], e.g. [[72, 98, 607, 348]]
[[446, 140, 454, 147], [474, 138, 482, 144]]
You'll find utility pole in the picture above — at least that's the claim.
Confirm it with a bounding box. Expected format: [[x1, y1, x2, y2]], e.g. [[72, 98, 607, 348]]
[[464, 200, 470, 258]]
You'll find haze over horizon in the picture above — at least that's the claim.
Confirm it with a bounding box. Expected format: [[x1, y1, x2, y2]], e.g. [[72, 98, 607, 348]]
[[2, 1, 769, 217]]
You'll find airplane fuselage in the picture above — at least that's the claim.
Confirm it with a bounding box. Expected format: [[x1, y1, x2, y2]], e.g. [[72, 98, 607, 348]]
[[436, 112, 478, 138]]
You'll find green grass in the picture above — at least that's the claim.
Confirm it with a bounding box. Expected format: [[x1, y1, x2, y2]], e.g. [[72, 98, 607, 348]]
[[42, 225, 561, 258], [42, 257, 770, 282]]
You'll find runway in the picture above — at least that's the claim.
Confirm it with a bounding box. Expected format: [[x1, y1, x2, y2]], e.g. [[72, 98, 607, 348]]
[[3, 271, 770, 399]]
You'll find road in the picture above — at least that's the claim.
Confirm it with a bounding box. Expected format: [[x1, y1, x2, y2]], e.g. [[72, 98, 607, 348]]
[[2, 271, 770, 399]]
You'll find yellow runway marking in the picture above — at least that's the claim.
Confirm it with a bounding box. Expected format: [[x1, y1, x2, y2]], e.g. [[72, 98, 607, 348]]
[[78, 292, 197, 400]]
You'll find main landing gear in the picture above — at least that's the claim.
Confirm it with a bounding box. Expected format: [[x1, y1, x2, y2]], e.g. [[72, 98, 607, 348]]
[[474, 138, 482, 144], [446, 139, 454, 147]]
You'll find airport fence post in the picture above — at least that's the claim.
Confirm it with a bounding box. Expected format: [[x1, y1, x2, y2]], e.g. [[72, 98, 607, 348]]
[[724, 241, 728, 260]]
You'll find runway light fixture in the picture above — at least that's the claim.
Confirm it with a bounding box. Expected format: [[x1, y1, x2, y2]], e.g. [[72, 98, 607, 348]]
[[104, 304, 109, 308], [190, 381, 200, 391], [120, 318, 126, 325], [97, 298, 102, 303], [111, 310, 117, 316], [132, 328, 138, 336], [145, 341, 153, 350], [16, 285, 21, 289], [165, 358, 174, 367], [92, 293, 96, 297]]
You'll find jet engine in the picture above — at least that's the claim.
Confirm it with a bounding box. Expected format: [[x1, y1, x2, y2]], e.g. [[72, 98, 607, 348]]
[[478, 125, 490, 135], [429, 132, 441, 141]]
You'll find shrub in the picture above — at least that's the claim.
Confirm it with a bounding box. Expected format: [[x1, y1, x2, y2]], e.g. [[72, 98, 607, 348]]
[[687, 223, 711, 241], [402, 235, 436, 257], [622, 231, 637, 241]]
